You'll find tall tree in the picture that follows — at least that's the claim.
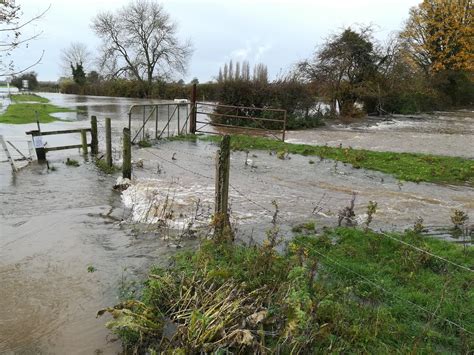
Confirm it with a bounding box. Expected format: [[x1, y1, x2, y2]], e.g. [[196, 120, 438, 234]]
[[71, 62, 86, 85], [235, 61, 240, 80], [253, 63, 268, 83], [228, 60, 233, 81], [223, 63, 228, 81], [60, 42, 91, 76], [299, 27, 380, 116], [400, 0, 473, 73], [91, 0, 192, 95], [242, 60, 250, 81]]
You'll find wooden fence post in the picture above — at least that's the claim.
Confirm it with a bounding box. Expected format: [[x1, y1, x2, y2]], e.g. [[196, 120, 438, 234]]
[[189, 83, 197, 134], [123, 127, 132, 179], [214, 135, 233, 241], [80, 129, 88, 154], [105, 117, 112, 167], [90, 115, 98, 155]]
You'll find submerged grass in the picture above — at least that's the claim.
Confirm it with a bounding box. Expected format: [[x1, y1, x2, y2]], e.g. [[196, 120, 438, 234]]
[[174, 134, 473, 186], [101, 228, 473, 353], [0, 94, 75, 124], [95, 159, 120, 174]]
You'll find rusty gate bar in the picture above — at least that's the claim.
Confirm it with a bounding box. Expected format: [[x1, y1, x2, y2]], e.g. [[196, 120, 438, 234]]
[[194, 102, 287, 141]]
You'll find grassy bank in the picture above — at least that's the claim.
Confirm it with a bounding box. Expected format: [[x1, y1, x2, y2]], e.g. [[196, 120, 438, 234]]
[[175, 134, 473, 186], [100, 228, 473, 353], [11, 94, 49, 103], [0, 94, 75, 124]]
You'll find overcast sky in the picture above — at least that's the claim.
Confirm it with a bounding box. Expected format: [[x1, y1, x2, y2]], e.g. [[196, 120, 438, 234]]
[[10, 0, 421, 82]]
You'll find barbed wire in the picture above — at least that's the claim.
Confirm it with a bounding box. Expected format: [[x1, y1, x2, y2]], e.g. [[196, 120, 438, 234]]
[[378, 231, 473, 273], [142, 143, 473, 273], [141, 146, 318, 227], [310, 247, 474, 336]]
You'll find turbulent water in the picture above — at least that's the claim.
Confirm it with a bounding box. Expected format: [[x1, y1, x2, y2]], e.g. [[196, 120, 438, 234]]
[[0, 93, 472, 353]]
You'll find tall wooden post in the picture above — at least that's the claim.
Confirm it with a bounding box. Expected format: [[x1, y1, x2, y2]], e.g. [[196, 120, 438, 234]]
[[122, 127, 132, 179], [214, 135, 232, 242], [189, 83, 197, 134], [80, 129, 88, 154], [90, 115, 98, 155], [105, 117, 112, 167]]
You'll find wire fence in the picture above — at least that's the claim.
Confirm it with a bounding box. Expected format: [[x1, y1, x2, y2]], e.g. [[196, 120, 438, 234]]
[[135, 142, 473, 337]]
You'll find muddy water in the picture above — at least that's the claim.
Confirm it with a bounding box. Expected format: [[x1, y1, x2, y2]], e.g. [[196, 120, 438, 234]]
[[0, 155, 195, 353], [0, 93, 473, 353], [287, 111, 474, 158], [131, 140, 473, 242]]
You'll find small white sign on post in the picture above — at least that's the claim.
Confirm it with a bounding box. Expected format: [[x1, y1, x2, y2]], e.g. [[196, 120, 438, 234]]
[[22, 80, 28, 90], [33, 136, 44, 148]]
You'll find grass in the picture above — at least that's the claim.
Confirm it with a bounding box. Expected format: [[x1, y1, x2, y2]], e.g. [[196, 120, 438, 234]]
[[138, 139, 152, 148], [10, 94, 49, 103], [65, 158, 80, 167], [0, 94, 75, 124], [100, 227, 473, 353], [175, 134, 473, 186], [95, 158, 120, 174]]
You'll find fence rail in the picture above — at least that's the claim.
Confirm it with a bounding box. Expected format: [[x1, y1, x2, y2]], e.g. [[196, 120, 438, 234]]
[[25, 117, 98, 161]]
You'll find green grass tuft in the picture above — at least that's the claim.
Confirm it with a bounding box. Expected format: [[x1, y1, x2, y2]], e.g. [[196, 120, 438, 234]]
[[95, 159, 119, 174], [137, 139, 152, 148], [65, 158, 80, 167]]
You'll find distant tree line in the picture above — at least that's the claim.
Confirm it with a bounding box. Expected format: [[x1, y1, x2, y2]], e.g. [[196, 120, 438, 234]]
[[56, 0, 472, 122]]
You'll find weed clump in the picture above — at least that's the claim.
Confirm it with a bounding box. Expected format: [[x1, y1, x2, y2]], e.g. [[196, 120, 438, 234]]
[[138, 139, 152, 148], [95, 159, 119, 174], [65, 158, 80, 167]]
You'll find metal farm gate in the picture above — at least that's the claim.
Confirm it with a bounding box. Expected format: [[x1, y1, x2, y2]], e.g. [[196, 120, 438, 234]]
[[127, 84, 287, 144]]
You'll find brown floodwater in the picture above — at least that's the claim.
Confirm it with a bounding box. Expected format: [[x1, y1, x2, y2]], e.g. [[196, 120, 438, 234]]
[[0, 93, 473, 353]]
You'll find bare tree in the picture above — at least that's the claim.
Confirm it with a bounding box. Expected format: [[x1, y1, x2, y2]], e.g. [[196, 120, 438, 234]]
[[0, 0, 49, 77], [91, 0, 192, 95], [60, 42, 92, 76]]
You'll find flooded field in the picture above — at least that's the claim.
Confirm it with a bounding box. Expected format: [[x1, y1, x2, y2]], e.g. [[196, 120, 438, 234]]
[[0, 93, 473, 353]]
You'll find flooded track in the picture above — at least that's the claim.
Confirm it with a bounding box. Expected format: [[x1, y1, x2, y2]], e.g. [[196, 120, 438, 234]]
[[287, 111, 474, 158], [131, 139, 473, 241], [0, 93, 473, 353], [0, 153, 196, 353]]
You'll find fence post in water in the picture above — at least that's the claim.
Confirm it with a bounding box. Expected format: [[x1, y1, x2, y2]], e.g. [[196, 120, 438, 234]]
[[190, 83, 197, 134], [123, 127, 132, 179], [105, 117, 112, 167], [80, 129, 88, 154], [214, 135, 233, 242], [90, 116, 98, 155], [31, 130, 46, 162]]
